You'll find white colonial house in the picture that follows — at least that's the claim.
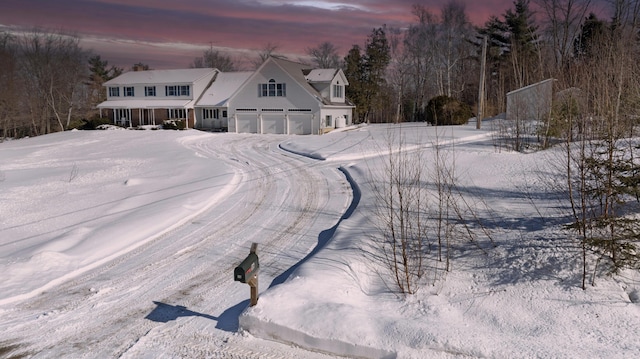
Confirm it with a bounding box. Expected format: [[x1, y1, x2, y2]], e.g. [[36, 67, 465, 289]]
[[221, 56, 354, 135], [98, 68, 217, 128], [99, 57, 354, 134]]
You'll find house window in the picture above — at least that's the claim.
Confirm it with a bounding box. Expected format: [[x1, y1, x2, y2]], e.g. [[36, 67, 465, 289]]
[[165, 85, 190, 97], [222, 110, 228, 118], [167, 108, 186, 118], [145, 86, 156, 97], [203, 108, 219, 119], [333, 84, 343, 98], [259, 79, 286, 97], [109, 87, 120, 97], [124, 86, 135, 97], [325, 115, 332, 127]]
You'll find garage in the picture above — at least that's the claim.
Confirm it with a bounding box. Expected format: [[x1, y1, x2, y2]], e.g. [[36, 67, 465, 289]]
[[235, 113, 259, 133], [261, 114, 287, 134], [288, 114, 313, 135]]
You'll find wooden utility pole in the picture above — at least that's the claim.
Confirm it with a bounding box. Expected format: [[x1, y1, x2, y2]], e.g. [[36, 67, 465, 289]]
[[248, 243, 258, 306], [477, 35, 488, 130]]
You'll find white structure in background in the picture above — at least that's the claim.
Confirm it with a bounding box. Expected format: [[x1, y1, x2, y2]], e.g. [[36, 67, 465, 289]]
[[506, 78, 555, 123], [98, 68, 217, 128]]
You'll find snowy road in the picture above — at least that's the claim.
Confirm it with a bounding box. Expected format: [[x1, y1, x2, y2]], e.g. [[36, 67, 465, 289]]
[[0, 132, 350, 358]]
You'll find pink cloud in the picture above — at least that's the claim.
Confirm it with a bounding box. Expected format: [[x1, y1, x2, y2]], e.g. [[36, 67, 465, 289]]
[[0, 0, 611, 69]]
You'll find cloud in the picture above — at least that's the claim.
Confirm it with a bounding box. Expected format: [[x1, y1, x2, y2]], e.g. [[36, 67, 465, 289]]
[[0, 0, 533, 68]]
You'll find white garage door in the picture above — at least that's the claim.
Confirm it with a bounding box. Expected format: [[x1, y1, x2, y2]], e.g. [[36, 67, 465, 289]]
[[262, 115, 286, 134], [235, 114, 259, 133], [288, 114, 313, 135]]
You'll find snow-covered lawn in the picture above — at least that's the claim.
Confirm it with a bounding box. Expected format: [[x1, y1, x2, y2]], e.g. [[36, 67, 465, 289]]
[[1, 123, 639, 358]]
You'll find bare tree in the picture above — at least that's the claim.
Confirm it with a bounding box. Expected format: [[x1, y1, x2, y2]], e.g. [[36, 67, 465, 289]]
[[435, 0, 476, 98], [191, 47, 236, 71], [306, 41, 340, 68], [252, 42, 284, 69], [536, 0, 592, 72], [369, 129, 428, 294], [0, 32, 24, 139], [19, 31, 88, 133]]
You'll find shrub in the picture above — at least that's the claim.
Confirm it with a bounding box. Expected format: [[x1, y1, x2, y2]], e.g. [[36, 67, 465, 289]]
[[426, 96, 472, 126], [75, 117, 112, 130], [162, 119, 186, 130]]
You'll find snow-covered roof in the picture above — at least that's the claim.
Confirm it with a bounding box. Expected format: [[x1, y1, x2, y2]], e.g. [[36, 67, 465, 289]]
[[305, 69, 338, 83], [196, 71, 252, 107], [104, 68, 217, 86]]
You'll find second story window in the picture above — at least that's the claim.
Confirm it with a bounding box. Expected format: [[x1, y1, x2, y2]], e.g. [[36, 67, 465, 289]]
[[333, 84, 343, 98], [109, 87, 120, 97], [145, 86, 156, 97], [259, 79, 286, 97], [166, 85, 190, 96], [124, 86, 135, 97]]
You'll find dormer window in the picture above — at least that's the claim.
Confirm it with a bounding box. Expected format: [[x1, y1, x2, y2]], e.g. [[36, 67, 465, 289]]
[[259, 79, 286, 97], [333, 84, 344, 98]]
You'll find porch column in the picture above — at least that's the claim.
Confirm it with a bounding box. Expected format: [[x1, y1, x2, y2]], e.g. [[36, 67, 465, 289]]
[[234, 113, 238, 133]]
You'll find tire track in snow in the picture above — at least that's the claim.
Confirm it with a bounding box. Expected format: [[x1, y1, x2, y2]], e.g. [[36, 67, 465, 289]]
[[0, 133, 348, 359]]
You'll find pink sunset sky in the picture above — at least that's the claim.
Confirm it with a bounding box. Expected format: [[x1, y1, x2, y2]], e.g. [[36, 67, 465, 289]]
[[1, 0, 610, 69]]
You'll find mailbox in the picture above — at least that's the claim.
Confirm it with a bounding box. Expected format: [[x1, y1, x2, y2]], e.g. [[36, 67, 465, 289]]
[[234, 252, 259, 283]]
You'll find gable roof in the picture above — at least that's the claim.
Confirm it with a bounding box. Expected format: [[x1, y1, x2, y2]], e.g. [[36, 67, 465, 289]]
[[196, 71, 252, 107], [104, 68, 217, 86]]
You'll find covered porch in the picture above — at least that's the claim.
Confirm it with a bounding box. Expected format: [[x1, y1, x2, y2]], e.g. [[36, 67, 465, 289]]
[[97, 100, 193, 128]]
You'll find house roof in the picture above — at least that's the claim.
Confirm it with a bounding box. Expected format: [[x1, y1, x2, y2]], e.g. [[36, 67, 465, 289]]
[[196, 71, 252, 107], [97, 99, 191, 109], [104, 68, 217, 86], [305, 69, 339, 83]]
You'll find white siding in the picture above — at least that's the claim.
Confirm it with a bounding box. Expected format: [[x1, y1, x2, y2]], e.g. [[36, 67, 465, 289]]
[[228, 60, 321, 131], [506, 79, 554, 122]]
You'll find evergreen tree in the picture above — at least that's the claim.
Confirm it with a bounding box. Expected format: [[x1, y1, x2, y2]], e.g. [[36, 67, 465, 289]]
[[88, 55, 122, 110], [343, 45, 365, 123], [574, 13, 608, 60], [343, 27, 391, 123], [363, 27, 391, 122], [503, 0, 540, 88]]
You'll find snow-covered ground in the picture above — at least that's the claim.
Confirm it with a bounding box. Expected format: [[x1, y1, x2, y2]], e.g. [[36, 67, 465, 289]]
[[1, 123, 639, 358]]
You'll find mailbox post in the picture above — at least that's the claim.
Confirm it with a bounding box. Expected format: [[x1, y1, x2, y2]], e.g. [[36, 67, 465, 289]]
[[234, 243, 259, 306]]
